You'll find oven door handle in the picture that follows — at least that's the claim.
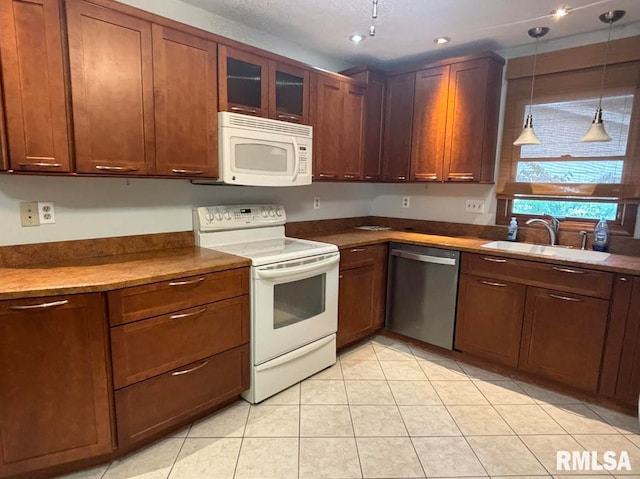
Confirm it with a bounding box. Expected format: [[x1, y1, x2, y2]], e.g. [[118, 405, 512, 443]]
[[255, 255, 339, 279]]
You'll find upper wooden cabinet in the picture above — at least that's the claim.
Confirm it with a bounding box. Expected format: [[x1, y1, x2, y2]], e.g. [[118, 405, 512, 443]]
[[382, 73, 415, 182], [0, 0, 71, 172], [0, 293, 112, 478], [219, 45, 310, 123], [67, 0, 156, 175], [312, 73, 365, 181], [385, 53, 504, 184], [152, 25, 218, 178]]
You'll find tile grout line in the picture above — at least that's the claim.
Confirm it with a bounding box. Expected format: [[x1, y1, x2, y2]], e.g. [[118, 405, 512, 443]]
[[340, 350, 366, 479], [165, 434, 188, 479], [297, 379, 301, 479], [232, 401, 251, 479]]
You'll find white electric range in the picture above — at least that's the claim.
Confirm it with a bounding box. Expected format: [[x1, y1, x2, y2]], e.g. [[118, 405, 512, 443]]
[[194, 204, 339, 403]]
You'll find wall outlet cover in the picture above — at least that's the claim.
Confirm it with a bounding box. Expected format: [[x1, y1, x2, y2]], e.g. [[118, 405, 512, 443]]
[[38, 202, 56, 224], [313, 197, 320, 209], [465, 199, 485, 214], [402, 196, 410, 208], [20, 202, 40, 227]]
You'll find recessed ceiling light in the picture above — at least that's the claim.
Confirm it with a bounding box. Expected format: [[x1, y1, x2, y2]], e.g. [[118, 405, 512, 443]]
[[550, 6, 571, 18], [434, 36, 451, 45], [349, 33, 364, 44]]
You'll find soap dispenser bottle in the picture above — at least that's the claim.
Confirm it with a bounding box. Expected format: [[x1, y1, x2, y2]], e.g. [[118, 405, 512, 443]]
[[592, 218, 609, 252], [507, 217, 518, 242]]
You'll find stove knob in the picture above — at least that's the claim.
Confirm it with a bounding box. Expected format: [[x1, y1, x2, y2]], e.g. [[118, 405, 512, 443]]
[[261, 209, 268, 218], [224, 211, 232, 220], [276, 208, 283, 217], [214, 210, 222, 221], [205, 214, 212, 222], [269, 208, 276, 217]]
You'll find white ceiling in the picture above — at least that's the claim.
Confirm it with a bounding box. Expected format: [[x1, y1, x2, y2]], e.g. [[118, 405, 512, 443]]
[[180, 0, 640, 68]]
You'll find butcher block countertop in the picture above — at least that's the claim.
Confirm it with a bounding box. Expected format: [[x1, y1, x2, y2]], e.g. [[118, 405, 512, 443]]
[[302, 229, 640, 276], [0, 247, 250, 300]]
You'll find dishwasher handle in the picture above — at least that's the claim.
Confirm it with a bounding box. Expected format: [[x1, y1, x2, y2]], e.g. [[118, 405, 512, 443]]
[[390, 249, 457, 266]]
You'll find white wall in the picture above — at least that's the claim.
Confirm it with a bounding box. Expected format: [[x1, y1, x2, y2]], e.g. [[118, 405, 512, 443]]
[[0, 176, 374, 246]]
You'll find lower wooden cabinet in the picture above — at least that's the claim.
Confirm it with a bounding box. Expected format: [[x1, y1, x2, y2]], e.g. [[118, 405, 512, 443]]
[[455, 274, 526, 367], [0, 294, 113, 478], [519, 287, 609, 392], [115, 345, 249, 449], [337, 244, 387, 348]]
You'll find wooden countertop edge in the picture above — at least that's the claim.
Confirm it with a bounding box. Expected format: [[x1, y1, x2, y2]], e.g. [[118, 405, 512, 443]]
[[0, 247, 251, 300], [303, 230, 640, 276]]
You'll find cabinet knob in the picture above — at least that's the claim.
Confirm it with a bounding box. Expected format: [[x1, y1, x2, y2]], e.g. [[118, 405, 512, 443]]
[[620, 277, 628, 282]]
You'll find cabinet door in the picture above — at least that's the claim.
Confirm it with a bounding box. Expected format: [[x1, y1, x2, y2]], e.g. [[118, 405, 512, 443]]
[[520, 287, 609, 392], [0, 76, 7, 170], [269, 61, 309, 124], [218, 45, 269, 117], [337, 263, 375, 349], [67, 0, 155, 174], [313, 74, 343, 180], [615, 277, 640, 406], [153, 25, 218, 178], [443, 58, 502, 183], [382, 73, 415, 181], [0, 294, 112, 477], [362, 72, 385, 181], [341, 83, 365, 180], [0, 0, 70, 172], [411, 66, 449, 181], [455, 274, 526, 367]]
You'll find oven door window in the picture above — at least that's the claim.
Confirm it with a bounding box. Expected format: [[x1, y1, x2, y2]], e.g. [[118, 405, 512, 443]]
[[273, 273, 326, 329]]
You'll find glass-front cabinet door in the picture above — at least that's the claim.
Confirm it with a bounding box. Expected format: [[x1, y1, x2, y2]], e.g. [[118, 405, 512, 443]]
[[269, 62, 309, 124], [219, 45, 269, 117]]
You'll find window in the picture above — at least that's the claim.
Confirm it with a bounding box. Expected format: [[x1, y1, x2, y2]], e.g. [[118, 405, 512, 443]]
[[497, 39, 640, 234]]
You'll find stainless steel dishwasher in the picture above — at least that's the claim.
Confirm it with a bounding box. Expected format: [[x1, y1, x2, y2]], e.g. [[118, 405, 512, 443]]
[[385, 242, 460, 349]]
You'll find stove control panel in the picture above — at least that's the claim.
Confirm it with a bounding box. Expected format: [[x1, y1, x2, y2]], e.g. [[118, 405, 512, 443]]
[[194, 204, 286, 231]]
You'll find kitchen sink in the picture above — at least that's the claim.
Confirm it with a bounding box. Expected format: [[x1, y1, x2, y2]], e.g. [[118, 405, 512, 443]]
[[481, 241, 611, 262]]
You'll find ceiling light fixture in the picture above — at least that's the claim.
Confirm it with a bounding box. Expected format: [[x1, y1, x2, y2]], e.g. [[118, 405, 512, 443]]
[[369, 0, 378, 36], [434, 36, 451, 45], [581, 10, 625, 143], [550, 6, 571, 18], [513, 26, 550, 146], [349, 33, 364, 44]]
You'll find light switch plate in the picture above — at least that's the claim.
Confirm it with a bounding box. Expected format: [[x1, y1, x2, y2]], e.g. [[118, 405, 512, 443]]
[[465, 199, 485, 214]]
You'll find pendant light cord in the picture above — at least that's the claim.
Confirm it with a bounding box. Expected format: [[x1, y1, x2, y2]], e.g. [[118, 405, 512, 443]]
[[527, 37, 540, 116], [597, 19, 614, 109]]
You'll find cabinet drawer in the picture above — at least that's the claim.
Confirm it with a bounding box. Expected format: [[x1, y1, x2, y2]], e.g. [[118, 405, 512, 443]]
[[115, 345, 249, 449], [340, 244, 386, 270], [108, 268, 249, 325], [111, 296, 249, 388], [462, 253, 613, 299]]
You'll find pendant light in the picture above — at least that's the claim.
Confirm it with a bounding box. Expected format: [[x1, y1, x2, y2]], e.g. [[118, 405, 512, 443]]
[[514, 26, 550, 146], [581, 10, 625, 143]]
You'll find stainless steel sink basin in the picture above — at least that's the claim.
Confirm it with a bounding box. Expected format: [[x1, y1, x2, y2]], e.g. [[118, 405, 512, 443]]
[[481, 241, 610, 262]]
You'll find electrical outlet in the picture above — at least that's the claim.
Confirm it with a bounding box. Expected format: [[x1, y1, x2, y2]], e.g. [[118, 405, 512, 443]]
[[313, 197, 320, 209], [38, 202, 55, 224], [402, 196, 410, 208], [20, 202, 40, 227], [465, 199, 485, 214]]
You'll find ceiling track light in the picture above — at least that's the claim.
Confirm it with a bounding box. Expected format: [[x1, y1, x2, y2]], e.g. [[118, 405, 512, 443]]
[[550, 5, 571, 18], [513, 26, 550, 146], [581, 10, 625, 143], [369, 0, 378, 37]]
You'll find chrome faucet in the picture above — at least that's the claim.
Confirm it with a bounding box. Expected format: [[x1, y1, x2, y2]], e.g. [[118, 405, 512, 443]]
[[526, 215, 560, 246]]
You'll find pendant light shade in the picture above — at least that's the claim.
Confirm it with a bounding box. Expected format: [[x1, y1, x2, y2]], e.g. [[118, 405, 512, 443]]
[[580, 10, 625, 143], [581, 108, 612, 142], [514, 115, 541, 145], [513, 27, 549, 146]]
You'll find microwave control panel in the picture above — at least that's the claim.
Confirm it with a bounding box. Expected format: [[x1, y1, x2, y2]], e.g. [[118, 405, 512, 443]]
[[195, 204, 286, 231], [297, 145, 309, 176]]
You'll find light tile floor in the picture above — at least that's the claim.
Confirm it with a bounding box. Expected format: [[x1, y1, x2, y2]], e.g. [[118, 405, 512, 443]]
[[60, 336, 640, 479]]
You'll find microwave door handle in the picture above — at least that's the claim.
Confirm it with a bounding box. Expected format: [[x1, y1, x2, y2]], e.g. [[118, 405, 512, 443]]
[[291, 136, 299, 183]]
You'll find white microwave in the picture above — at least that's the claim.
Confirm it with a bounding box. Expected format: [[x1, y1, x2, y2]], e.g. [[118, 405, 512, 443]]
[[216, 112, 312, 187]]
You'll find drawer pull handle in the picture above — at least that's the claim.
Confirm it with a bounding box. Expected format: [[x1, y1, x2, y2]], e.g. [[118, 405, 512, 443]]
[[19, 161, 62, 168], [350, 248, 366, 253], [171, 360, 209, 376], [171, 168, 204, 175], [552, 266, 585, 274], [231, 106, 258, 114], [95, 165, 140, 172], [9, 300, 69, 310], [343, 174, 356, 179], [481, 257, 507, 263], [169, 307, 208, 320], [448, 175, 475, 180], [277, 114, 299, 120], [318, 173, 336, 178], [620, 277, 628, 282], [480, 280, 507, 288], [364, 175, 377, 180], [549, 293, 583, 302], [395, 176, 406, 180], [168, 277, 205, 287], [424, 175, 438, 180]]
